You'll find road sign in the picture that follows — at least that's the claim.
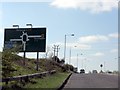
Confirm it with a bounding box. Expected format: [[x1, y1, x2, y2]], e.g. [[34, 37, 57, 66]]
[[4, 28, 46, 52], [100, 64, 103, 67]]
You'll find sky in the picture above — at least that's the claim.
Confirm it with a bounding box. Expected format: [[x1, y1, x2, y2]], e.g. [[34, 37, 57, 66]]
[[0, 0, 119, 73]]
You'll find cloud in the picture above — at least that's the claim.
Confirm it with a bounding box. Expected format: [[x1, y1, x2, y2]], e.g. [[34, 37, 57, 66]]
[[1, 0, 52, 2], [109, 33, 118, 38], [50, 0, 118, 13], [0, 28, 4, 51], [93, 52, 104, 56], [79, 35, 109, 43], [49, 42, 91, 50], [64, 42, 91, 50], [110, 49, 118, 53], [0, 7, 2, 24]]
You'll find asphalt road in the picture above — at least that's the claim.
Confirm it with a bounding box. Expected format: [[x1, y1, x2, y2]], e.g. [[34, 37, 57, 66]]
[[63, 73, 118, 88]]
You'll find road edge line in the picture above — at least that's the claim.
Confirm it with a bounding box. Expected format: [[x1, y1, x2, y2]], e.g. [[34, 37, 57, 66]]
[[57, 73, 72, 90]]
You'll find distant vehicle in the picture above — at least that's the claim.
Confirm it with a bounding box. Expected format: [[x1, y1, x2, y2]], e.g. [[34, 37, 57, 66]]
[[80, 69, 85, 74], [107, 71, 112, 74], [73, 67, 78, 73], [92, 70, 98, 73]]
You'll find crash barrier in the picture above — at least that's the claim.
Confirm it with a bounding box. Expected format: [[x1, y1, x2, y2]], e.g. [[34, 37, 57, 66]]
[[2, 70, 56, 84]]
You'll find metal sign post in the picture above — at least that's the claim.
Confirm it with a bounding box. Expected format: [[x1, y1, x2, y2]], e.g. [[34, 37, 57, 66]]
[[23, 51, 26, 65], [36, 52, 39, 71], [23, 42, 26, 65]]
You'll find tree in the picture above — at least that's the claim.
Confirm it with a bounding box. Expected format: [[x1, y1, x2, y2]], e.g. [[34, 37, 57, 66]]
[[60, 59, 65, 65], [62, 64, 74, 72], [52, 56, 60, 63]]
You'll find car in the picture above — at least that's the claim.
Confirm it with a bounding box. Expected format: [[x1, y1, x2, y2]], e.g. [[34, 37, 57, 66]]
[[92, 70, 98, 73], [73, 67, 78, 73], [80, 69, 85, 74], [106, 71, 112, 74]]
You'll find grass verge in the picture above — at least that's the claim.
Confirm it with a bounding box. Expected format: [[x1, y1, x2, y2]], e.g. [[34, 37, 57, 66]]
[[23, 72, 70, 89]]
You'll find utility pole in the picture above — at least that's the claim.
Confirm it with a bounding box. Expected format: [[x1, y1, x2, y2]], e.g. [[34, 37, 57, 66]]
[[53, 45, 60, 61], [53, 45, 56, 57], [56, 45, 60, 57]]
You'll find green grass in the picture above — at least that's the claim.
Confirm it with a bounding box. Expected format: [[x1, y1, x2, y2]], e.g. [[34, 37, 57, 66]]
[[23, 72, 70, 89], [11, 62, 38, 76], [0, 52, 1, 58], [0, 82, 3, 86]]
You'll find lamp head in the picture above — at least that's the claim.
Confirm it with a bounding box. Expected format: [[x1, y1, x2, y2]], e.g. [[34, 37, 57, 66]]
[[13, 25, 19, 28], [71, 34, 74, 36], [26, 24, 32, 26]]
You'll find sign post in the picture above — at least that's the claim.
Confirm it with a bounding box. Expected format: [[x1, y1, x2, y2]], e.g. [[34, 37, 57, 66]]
[[4, 27, 46, 68], [36, 52, 39, 71]]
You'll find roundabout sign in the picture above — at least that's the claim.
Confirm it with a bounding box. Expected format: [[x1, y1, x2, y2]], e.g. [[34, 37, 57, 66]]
[[4, 27, 46, 52]]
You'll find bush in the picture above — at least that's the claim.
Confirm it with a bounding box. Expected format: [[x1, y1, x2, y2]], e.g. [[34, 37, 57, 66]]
[[2, 47, 21, 78], [62, 64, 74, 72]]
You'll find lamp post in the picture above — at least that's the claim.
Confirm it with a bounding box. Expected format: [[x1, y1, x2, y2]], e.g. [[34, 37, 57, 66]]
[[26, 24, 33, 28], [81, 53, 83, 68], [26, 24, 38, 71], [74, 45, 83, 71], [69, 45, 78, 65], [84, 58, 87, 70], [13, 24, 28, 65], [13, 25, 19, 28], [77, 53, 78, 68], [74, 46, 80, 71], [64, 34, 74, 63], [74, 46, 78, 69], [78, 53, 83, 71], [104, 61, 106, 72], [69, 47, 71, 65]]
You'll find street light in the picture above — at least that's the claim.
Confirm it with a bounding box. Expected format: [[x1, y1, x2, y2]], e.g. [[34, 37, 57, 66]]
[[69, 47, 71, 65], [69, 45, 77, 65], [64, 33, 74, 63], [104, 61, 106, 72], [84, 58, 87, 70], [77, 53, 83, 70], [12, 24, 27, 65], [74, 45, 83, 71], [74, 46, 80, 71], [26, 23, 38, 71], [13, 25, 19, 28], [26, 24, 33, 28], [77, 53, 78, 68]]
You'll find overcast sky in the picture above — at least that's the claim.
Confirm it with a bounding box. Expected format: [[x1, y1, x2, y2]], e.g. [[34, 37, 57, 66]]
[[0, 0, 119, 72]]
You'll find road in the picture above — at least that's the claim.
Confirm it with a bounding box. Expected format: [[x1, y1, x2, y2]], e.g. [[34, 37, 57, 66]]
[[63, 73, 118, 88]]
